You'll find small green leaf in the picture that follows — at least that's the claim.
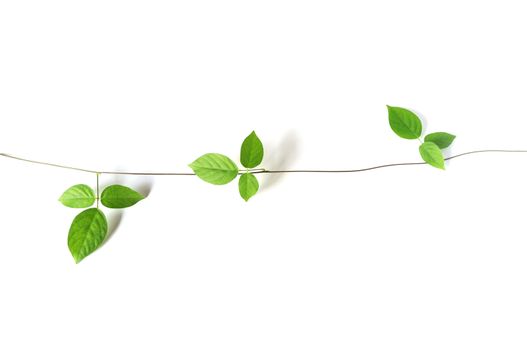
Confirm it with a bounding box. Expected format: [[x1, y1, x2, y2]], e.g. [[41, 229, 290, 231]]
[[387, 106, 423, 139], [238, 173, 259, 201], [68, 208, 108, 263], [101, 185, 145, 208], [419, 142, 445, 170], [59, 184, 96, 208], [240, 131, 264, 169], [424, 132, 456, 149], [189, 153, 239, 185]]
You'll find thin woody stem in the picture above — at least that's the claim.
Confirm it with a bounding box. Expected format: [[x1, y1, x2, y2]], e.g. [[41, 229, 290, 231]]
[[96, 173, 100, 208], [1, 150, 527, 176]]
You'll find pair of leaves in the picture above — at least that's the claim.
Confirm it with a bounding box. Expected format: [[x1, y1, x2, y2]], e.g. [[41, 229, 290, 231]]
[[60, 184, 145, 263], [60, 184, 144, 209], [189, 131, 263, 201], [387, 106, 455, 170]]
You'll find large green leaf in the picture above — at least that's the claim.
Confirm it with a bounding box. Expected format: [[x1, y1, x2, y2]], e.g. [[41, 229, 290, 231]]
[[189, 153, 239, 185], [387, 106, 423, 139], [101, 185, 145, 208], [424, 132, 456, 149], [238, 173, 259, 201], [419, 142, 445, 170], [68, 208, 108, 263], [59, 184, 96, 208], [240, 131, 264, 169]]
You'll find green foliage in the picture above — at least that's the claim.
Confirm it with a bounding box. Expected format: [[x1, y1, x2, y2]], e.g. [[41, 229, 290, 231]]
[[424, 132, 456, 149], [387, 106, 454, 169], [387, 106, 423, 139], [54, 107, 462, 264], [190, 131, 264, 201], [189, 153, 239, 185], [59, 184, 96, 208], [68, 208, 108, 263], [60, 181, 145, 263], [419, 142, 445, 169], [239, 173, 259, 201], [240, 131, 264, 168], [101, 185, 145, 208]]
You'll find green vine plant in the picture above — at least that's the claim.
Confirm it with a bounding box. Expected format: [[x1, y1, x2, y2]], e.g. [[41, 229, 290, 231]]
[[59, 178, 145, 263], [189, 131, 264, 201], [387, 106, 456, 169], [1, 105, 526, 263]]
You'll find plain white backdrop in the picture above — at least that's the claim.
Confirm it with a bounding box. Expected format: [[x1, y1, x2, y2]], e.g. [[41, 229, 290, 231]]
[[1, 1, 527, 349]]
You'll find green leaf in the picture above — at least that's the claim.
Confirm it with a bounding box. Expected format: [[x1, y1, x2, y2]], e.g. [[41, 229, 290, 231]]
[[101, 185, 145, 209], [59, 184, 96, 208], [424, 132, 456, 149], [240, 131, 264, 169], [238, 173, 259, 201], [68, 208, 108, 263], [387, 105, 423, 139], [419, 142, 445, 170], [189, 153, 239, 185]]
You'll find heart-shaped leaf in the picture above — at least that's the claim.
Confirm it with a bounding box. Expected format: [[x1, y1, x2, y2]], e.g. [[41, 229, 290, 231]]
[[387, 106, 423, 139], [101, 185, 145, 208], [419, 142, 445, 170], [238, 173, 259, 201], [189, 153, 239, 185], [424, 132, 456, 149], [59, 184, 96, 208], [68, 208, 108, 263], [240, 131, 264, 169]]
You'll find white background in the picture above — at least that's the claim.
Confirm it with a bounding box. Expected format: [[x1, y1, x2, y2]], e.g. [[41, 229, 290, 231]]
[[1, 1, 527, 349]]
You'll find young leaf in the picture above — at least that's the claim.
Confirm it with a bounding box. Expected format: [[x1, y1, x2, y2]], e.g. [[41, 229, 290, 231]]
[[189, 153, 239, 185], [424, 132, 456, 149], [59, 184, 96, 208], [240, 131, 264, 169], [387, 106, 423, 139], [101, 185, 145, 209], [68, 208, 108, 263], [419, 142, 445, 170], [238, 173, 259, 201]]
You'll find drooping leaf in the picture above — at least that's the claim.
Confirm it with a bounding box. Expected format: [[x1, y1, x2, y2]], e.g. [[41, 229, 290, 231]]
[[424, 132, 456, 149], [59, 184, 96, 208], [419, 142, 445, 170], [238, 173, 259, 201], [68, 208, 108, 263], [387, 106, 423, 139], [240, 131, 264, 169], [101, 185, 145, 209], [189, 153, 239, 185]]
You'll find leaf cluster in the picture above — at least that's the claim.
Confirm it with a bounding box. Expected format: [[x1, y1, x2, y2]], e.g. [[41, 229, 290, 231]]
[[387, 106, 456, 169], [59, 183, 145, 263], [189, 131, 264, 201]]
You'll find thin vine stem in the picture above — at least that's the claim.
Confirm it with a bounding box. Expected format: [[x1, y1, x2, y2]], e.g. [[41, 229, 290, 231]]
[[1, 150, 527, 176], [96, 173, 100, 208]]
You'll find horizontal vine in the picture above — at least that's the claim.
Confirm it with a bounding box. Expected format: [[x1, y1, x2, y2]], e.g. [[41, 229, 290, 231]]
[[2, 149, 526, 175], [1, 106, 526, 263]]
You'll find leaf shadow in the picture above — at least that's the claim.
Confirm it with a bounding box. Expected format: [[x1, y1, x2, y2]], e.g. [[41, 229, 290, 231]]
[[412, 108, 429, 135], [260, 131, 299, 192], [103, 210, 123, 245]]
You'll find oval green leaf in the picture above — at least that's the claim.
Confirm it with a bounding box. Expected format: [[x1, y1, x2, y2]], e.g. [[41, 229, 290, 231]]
[[59, 184, 96, 208], [424, 132, 456, 149], [240, 131, 264, 169], [68, 208, 108, 263], [189, 153, 239, 185], [101, 185, 145, 209], [238, 172, 259, 201], [387, 106, 423, 139], [419, 142, 445, 170]]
